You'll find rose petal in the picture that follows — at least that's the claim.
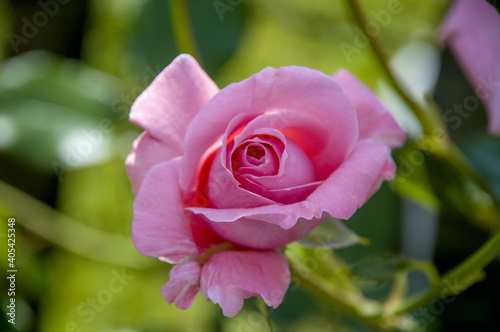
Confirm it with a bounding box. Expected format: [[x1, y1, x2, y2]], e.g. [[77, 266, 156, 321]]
[[492, 73, 500, 133], [161, 261, 201, 310], [132, 158, 199, 263], [243, 138, 316, 191], [130, 54, 219, 154], [441, 0, 500, 135], [229, 109, 351, 180], [200, 250, 290, 317], [198, 214, 324, 249], [333, 69, 406, 147], [126, 132, 180, 194], [188, 141, 391, 233], [232, 133, 284, 176], [180, 66, 358, 194], [208, 147, 276, 209], [211, 128, 317, 207]]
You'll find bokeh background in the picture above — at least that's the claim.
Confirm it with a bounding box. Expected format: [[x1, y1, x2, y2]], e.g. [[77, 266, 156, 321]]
[[0, 0, 499, 331]]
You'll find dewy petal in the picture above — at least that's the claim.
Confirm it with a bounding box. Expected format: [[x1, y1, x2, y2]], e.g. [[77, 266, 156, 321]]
[[200, 250, 290, 317], [130, 54, 219, 154], [180, 66, 358, 194], [441, 0, 500, 135], [126, 132, 180, 194], [161, 261, 201, 310], [188, 141, 391, 232], [333, 69, 406, 147], [132, 158, 199, 263]]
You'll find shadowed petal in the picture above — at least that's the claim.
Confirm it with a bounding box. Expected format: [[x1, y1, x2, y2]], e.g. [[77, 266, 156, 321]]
[[441, 0, 500, 135]]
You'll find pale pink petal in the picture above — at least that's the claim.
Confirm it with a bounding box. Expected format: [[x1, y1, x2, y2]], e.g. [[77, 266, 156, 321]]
[[132, 158, 199, 263], [441, 0, 500, 135], [180, 66, 358, 195], [130, 54, 219, 153], [188, 141, 391, 241], [333, 69, 406, 147], [200, 250, 290, 317], [126, 132, 180, 194], [368, 156, 396, 198], [161, 261, 201, 310]]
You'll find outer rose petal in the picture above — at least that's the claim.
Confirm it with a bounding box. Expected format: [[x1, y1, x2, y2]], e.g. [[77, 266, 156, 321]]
[[333, 69, 406, 147], [161, 261, 201, 310], [130, 54, 219, 153], [132, 158, 199, 263], [441, 0, 500, 135], [200, 250, 290, 317], [126, 132, 180, 194], [188, 141, 391, 246], [180, 66, 359, 195]]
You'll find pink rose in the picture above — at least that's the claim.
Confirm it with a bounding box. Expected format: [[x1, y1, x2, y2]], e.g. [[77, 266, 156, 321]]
[[126, 54, 405, 316], [441, 0, 500, 135]]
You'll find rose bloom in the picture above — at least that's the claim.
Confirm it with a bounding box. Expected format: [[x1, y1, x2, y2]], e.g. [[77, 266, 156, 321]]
[[126, 54, 406, 316], [441, 0, 500, 135]]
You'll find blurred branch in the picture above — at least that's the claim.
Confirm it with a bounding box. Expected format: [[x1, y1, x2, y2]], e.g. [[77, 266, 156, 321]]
[[0, 179, 148, 269], [285, 247, 383, 324], [346, 0, 500, 318], [257, 297, 274, 332], [441, 230, 500, 292], [345, 0, 499, 207], [396, 230, 500, 314], [169, 0, 202, 63], [346, 0, 447, 138]]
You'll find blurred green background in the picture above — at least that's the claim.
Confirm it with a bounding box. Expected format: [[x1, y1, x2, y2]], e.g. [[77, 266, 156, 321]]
[[0, 0, 499, 331]]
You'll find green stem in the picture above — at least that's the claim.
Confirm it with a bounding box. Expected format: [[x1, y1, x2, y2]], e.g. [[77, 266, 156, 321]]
[[0, 179, 146, 268], [346, 0, 446, 138], [169, 0, 202, 63], [442, 230, 500, 290], [396, 230, 500, 314], [287, 253, 382, 323], [346, 0, 500, 210], [343, 0, 500, 317]]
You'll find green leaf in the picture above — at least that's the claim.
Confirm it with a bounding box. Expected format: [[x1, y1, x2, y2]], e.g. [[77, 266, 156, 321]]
[[298, 217, 368, 249]]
